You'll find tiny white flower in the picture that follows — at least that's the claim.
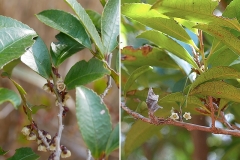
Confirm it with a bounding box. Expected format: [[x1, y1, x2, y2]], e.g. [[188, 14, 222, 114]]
[[27, 132, 37, 141], [57, 79, 66, 92], [170, 112, 179, 120], [49, 144, 56, 151], [37, 139, 42, 145], [61, 150, 71, 158], [38, 145, 47, 152], [43, 84, 51, 93], [21, 126, 31, 136], [46, 133, 51, 140], [183, 112, 192, 120]]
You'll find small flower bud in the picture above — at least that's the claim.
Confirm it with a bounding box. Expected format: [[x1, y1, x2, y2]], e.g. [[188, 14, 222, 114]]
[[46, 133, 51, 140], [183, 112, 192, 120], [61, 150, 71, 158], [38, 145, 47, 152], [170, 113, 179, 120], [27, 132, 37, 141], [57, 79, 65, 92], [21, 126, 31, 136], [43, 83, 50, 92], [37, 139, 42, 145], [49, 144, 56, 151]]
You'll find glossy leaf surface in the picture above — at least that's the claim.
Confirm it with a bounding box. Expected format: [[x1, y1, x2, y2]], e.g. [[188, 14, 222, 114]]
[[65, 58, 111, 90], [7, 147, 39, 160], [76, 86, 112, 158], [101, 0, 119, 53], [36, 9, 91, 49], [21, 37, 51, 79]]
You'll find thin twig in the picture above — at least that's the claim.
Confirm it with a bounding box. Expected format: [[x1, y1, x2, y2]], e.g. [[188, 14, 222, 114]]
[[51, 72, 64, 160], [101, 53, 113, 100], [38, 130, 50, 150], [121, 103, 240, 137], [208, 96, 216, 128], [219, 111, 234, 130]]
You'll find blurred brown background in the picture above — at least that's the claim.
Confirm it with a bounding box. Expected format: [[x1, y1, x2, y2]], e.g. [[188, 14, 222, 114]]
[[0, 0, 119, 159]]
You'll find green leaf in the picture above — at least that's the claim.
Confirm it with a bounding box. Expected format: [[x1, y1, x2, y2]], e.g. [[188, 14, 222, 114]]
[[3, 59, 21, 75], [207, 46, 238, 67], [21, 37, 51, 79], [195, 24, 240, 56], [31, 104, 49, 114], [137, 30, 198, 68], [124, 120, 162, 156], [100, 0, 107, 7], [7, 147, 39, 160], [190, 81, 240, 103], [0, 147, 7, 155], [121, 45, 179, 68], [101, 0, 119, 53], [50, 32, 85, 67], [0, 88, 21, 109], [0, 28, 37, 69], [121, 3, 197, 48], [36, 9, 91, 49], [64, 58, 111, 90], [151, 0, 240, 31], [191, 66, 240, 90], [76, 86, 112, 158], [222, 0, 240, 23], [65, 0, 105, 55], [124, 65, 153, 96], [105, 123, 119, 155], [158, 92, 205, 108], [0, 15, 31, 29], [86, 10, 101, 32]]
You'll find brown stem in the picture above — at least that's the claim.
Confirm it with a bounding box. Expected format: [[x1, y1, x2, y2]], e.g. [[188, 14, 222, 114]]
[[208, 96, 215, 128], [121, 103, 240, 137]]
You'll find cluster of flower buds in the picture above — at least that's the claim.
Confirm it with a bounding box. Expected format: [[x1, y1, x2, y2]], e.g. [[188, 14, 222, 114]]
[[21, 125, 37, 141]]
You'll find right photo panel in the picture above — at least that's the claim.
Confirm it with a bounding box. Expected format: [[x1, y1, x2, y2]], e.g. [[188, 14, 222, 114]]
[[121, 0, 240, 160]]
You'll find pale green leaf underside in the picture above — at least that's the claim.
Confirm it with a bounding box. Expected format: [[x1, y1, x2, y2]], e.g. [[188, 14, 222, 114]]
[[124, 65, 153, 96], [122, 3, 197, 48], [0, 15, 31, 29], [76, 86, 112, 158], [65, 0, 105, 54], [191, 66, 240, 90], [195, 24, 240, 56], [137, 30, 198, 68], [152, 0, 240, 31], [0, 28, 37, 69], [190, 81, 240, 103], [101, 0, 119, 53], [0, 88, 21, 109], [64, 58, 111, 90]]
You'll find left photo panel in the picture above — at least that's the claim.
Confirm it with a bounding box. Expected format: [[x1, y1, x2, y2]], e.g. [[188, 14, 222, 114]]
[[0, 0, 119, 159]]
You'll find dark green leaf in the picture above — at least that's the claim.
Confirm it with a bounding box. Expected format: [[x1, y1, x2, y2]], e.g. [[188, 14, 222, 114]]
[[0, 147, 7, 155], [7, 147, 39, 160], [121, 45, 179, 68], [121, 3, 197, 48], [195, 24, 240, 56], [50, 32, 85, 66], [0, 28, 37, 69], [191, 66, 240, 90], [124, 65, 153, 96], [101, 0, 119, 53], [76, 86, 112, 158], [152, 0, 240, 31], [190, 81, 240, 103], [105, 123, 119, 155], [0, 88, 21, 109], [100, 0, 107, 7], [137, 30, 198, 68], [64, 58, 111, 90], [21, 37, 51, 79], [124, 120, 162, 156], [36, 9, 91, 49], [65, 0, 105, 55]]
